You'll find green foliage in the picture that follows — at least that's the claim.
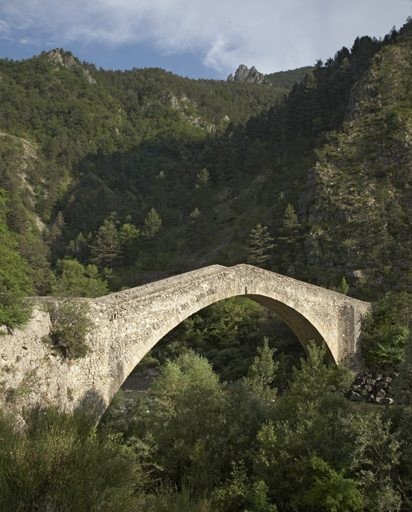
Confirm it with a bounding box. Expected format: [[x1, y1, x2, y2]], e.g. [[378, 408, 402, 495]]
[[246, 224, 274, 267], [144, 351, 225, 489], [251, 342, 357, 510], [244, 337, 278, 401], [45, 298, 94, 359], [265, 66, 314, 89], [195, 168, 212, 190], [53, 258, 109, 297], [91, 218, 121, 269], [0, 405, 150, 512], [17, 232, 55, 295], [280, 204, 300, 242], [0, 203, 33, 332], [391, 334, 412, 506], [393, 333, 412, 406], [143, 208, 162, 239], [362, 293, 411, 367], [281, 341, 346, 415], [141, 484, 216, 512], [147, 297, 304, 383], [214, 461, 277, 512], [340, 277, 349, 295], [347, 410, 402, 512], [299, 456, 363, 512], [118, 222, 140, 264]]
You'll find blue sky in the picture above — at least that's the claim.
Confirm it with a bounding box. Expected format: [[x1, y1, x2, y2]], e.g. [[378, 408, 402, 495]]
[[0, 0, 411, 80]]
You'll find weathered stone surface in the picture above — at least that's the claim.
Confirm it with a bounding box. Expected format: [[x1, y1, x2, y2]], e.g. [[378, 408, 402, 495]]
[[227, 65, 265, 84], [349, 367, 398, 405], [376, 396, 394, 405], [0, 264, 371, 419], [376, 382, 388, 390], [350, 391, 366, 401]]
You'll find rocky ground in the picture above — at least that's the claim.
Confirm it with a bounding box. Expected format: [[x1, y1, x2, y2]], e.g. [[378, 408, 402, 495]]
[[349, 367, 397, 405]]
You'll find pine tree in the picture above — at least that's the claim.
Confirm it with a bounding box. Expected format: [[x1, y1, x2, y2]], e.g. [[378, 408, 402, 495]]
[[91, 219, 120, 269], [68, 232, 89, 262], [245, 337, 278, 401], [118, 223, 140, 265], [281, 204, 300, 242], [246, 224, 274, 267], [143, 208, 161, 239]]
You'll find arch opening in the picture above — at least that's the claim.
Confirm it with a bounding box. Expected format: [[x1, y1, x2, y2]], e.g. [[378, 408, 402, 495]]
[[116, 293, 330, 407]]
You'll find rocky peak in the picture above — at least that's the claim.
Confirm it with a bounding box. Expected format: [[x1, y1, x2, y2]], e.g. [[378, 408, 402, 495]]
[[46, 49, 97, 84], [227, 64, 265, 84], [47, 49, 78, 69]]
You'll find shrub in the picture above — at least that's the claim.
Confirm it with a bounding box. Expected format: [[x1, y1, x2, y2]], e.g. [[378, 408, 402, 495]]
[[0, 406, 150, 512], [45, 298, 94, 359]]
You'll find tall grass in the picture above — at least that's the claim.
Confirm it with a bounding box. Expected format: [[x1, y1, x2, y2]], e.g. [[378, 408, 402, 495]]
[[140, 484, 216, 512], [0, 405, 148, 512]]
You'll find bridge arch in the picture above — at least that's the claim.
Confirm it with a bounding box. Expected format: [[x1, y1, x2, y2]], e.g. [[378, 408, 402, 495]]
[[85, 264, 371, 417], [0, 264, 371, 419]]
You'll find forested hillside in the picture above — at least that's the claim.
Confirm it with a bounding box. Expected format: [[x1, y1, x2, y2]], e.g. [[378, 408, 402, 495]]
[[0, 48, 288, 293], [1, 20, 412, 364]]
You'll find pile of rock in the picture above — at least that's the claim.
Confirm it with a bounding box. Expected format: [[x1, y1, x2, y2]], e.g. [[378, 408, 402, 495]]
[[349, 367, 397, 405]]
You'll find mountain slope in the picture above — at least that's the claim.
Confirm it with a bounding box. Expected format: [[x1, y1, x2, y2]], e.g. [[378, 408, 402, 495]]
[[0, 21, 410, 300], [301, 31, 412, 298]]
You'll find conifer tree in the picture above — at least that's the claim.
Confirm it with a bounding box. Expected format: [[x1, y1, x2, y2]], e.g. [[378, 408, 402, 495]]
[[156, 171, 166, 211], [281, 204, 300, 242], [245, 337, 278, 401], [68, 232, 89, 262], [118, 223, 140, 265], [91, 219, 120, 269], [143, 208, 161, 239], [246, 224, 274, 267]]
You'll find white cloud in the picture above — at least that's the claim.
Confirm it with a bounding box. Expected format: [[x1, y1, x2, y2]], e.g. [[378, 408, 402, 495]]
[[0, 0, 411, 74]]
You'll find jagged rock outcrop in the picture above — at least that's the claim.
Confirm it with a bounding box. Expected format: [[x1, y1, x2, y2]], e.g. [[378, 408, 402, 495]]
[[227, 64, 265, 84], [166, 94, 216, 132], [47, 49, 97, 84]]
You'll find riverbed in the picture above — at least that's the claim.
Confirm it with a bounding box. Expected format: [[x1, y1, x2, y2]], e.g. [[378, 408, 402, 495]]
[[120, 369, 156, 400]]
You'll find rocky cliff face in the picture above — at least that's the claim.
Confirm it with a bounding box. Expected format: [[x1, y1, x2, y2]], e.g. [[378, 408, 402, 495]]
[[299, 38, 412, 294], [227, 64, 266, 84]]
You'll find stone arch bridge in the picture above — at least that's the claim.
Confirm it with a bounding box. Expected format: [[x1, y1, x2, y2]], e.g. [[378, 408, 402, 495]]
[[1, 264, 371, 418]]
